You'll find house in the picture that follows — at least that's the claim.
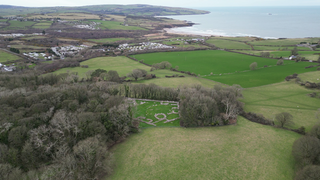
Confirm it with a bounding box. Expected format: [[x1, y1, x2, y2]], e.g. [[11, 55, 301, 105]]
[[289, 55, 297, 60]]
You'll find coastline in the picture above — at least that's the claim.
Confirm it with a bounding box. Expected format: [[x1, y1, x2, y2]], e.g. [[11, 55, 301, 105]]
[[164, 28, 219, 37]]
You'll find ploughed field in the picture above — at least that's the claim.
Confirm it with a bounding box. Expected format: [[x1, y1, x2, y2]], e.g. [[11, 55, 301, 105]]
[[107, 117, 300, 180], [134, 50, 318, 88]]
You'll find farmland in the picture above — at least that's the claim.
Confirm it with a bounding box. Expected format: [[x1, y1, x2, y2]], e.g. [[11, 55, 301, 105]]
[[90, 20, 147, 30], [0, 50, 22, 63], [1, 20, 36, 30], [242, 80, 320, 131], [134, 50, 318, 88], [53, 56, 187, 78], [108, 117, 300, 180], [249, 38, 320, 46], [206, 38, 252, 49], [134, 77, 219, 88], [88, 37, 134, 43]]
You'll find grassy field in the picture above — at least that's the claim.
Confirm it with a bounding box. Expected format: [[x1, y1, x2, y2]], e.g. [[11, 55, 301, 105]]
[[2, 20, 36, 30], [242, 80, 320, 131], [250, 38, 320, 46], [53, 56, 187, 78], [28, 13, 100, 20], [211, 36, 256, 42], [88, 38, 133, 43], [206, 38, 252, 49], [134, 50, 318, 88], [0, 50, 22, 63], [253, 46, 311, 51], [134, 77, 219, 88], [107, 117, 300, 180], [235, 50, 320, 60], [32, 22, 52, 29], [134, 100, 180, 127], [90, 20, 146, 30], [298, 71, 320, 82]]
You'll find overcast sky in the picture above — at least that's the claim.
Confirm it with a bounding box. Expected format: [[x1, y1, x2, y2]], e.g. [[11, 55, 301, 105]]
[[4, 0, 320, 8]]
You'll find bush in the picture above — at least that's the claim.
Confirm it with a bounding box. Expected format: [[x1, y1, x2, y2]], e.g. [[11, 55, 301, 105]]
[[295, 165, 320, 180], [250, 62, 257, 70], [292, 136, 320, 168], [275, 112, 294, 128], [277, 59, 284, 65]]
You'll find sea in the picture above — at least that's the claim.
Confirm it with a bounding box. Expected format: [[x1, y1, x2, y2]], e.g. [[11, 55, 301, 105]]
[[163, 6, 320, 39]]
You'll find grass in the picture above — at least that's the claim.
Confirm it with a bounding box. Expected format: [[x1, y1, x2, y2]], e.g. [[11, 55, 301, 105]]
[[250, 38, 320, 46], [298, 71, 320, 82], [134, 100, 180, 127], [134, 77, 219, 88], [21, 36, 46, 40], [206, 38, 251, 49], [242, 80, 320, 131], [235, 50, 320, 60], [32, 22, 52, 29], [2, 20, 36, 30], [53, 56, 187, 78], [0, 50, 21, 63], [90, 20, 146, 30], [88, 38, 133, 43], [134, 50, 318, 88], [253, 46, 311, 51], [28, 13, 100, 20], [107, 116, 300, 180]]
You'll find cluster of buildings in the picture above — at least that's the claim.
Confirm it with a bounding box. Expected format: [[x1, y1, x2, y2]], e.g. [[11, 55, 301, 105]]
[[0, 33, 25, 37], [23, 52, 54, 60], [117, 42, 174, 52], [0, 63, 15, 72], [51, 45, 88, 59], [73, 21, 101, 30]]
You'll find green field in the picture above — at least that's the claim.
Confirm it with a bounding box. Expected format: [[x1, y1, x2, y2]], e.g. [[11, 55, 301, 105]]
[[2, 20, 36, 30], [206, 38, 252, 49], [90, 20, 146, 30], [242, 80, 320, 131], [134, 100, 180, 127], [108, 117, 300, 180], [88, 38, 133, 43], [32, 22, 52, 29], [250, 38, 320, 46], [53, 56, 187, 78], [0, 50, 21, 63], [134, 77, 219, 88], [235, 50, 320, 60], [253, 46, 311, 51], [134, 50, 318, 88], [298, 71, 320, 82]]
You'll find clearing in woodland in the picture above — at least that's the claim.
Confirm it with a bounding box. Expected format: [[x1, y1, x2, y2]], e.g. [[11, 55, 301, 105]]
[[107, 117, 300, 180], [133, 99, 180, 127]]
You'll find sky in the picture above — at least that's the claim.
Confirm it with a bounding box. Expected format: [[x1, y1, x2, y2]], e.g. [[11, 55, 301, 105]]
[[3, 0, 320, 8]]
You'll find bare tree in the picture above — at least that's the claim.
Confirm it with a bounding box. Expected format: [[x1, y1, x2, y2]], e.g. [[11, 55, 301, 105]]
[[275, 112, 294, 127]]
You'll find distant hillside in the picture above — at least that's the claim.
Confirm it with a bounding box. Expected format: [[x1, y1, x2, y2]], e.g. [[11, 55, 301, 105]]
[[0, 4, 210, 16]]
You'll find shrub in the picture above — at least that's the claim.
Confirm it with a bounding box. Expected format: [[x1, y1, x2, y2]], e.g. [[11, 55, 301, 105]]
[[249, 62, 257, 70], [277, 59, 284, 65], [275, 112, 294, 128], [295, 165, 320, 180], [292, 136, 320, 168]]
